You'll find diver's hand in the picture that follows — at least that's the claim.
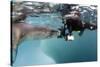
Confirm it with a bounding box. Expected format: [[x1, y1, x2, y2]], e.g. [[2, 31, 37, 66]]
[[67, 35, 74, 41], [64, 34, 74, 41]]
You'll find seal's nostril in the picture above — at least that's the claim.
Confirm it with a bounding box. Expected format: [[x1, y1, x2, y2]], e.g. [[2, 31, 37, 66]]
[[51, 30, 57, 33]]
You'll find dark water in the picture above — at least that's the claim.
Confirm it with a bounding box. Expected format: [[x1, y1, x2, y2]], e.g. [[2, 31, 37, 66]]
[[13, 10, 97, 66]]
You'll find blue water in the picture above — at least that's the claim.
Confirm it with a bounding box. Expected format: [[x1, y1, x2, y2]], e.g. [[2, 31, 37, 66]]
[[13, 12, 97, 66], [25, 13, 63, 29]]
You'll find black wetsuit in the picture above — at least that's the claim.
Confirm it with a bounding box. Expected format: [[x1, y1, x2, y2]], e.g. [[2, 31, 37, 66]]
[[58, 15, 84, 38], [65, 16, 97, 36], [65, 17, 84, 35]]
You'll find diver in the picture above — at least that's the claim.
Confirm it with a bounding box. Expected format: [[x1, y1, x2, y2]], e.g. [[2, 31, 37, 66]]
[[58, 10, 97, 41]]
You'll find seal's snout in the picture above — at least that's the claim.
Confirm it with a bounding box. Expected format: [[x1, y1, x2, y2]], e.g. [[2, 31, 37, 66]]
[[49, 30, 58, 37]]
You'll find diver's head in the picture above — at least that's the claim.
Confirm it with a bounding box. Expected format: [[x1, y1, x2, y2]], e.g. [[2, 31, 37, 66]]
[[89, 23, 97, 30], [84, 22, 97, 30]]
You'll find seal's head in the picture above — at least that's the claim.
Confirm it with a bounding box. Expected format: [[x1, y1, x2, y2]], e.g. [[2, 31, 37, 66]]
[[49, 30, 58, 37]]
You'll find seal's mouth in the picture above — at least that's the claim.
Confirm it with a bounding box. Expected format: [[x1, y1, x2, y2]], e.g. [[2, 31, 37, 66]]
[[49, 30, 58, 37]]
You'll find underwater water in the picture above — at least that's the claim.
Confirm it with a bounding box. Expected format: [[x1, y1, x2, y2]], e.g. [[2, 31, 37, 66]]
[[13, 12, 97, 66]]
